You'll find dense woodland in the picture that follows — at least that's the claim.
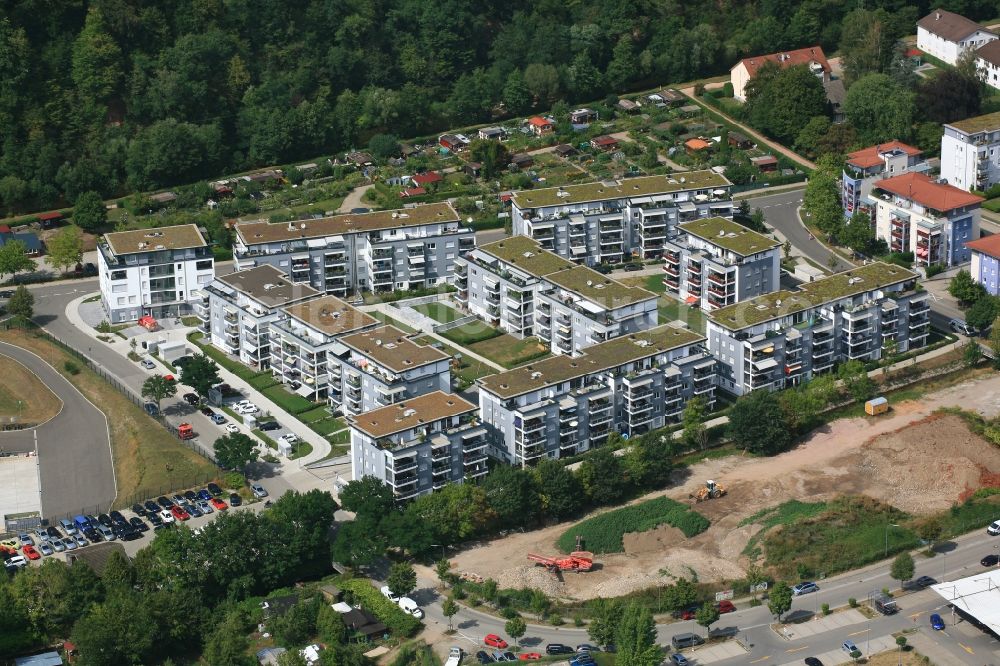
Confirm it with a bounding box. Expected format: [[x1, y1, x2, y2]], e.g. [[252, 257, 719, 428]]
[[1, 0, 997, 214]]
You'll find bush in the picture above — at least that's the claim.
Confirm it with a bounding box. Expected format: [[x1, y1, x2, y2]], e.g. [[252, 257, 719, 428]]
[[64, 360, 81, 375], [338, 577, 422, 636], [821, 603, 830, 615], [849, 597, 857, 607], [224, 471, 245, 489], [926, 264, 945, 278], [556, 496, 710, 554]]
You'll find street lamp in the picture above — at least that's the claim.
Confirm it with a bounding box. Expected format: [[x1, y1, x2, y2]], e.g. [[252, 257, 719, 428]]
[[885, 523, 900, 558]]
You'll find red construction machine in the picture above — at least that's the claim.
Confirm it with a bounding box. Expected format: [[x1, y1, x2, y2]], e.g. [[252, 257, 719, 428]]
[[526, 551, 595, 573]]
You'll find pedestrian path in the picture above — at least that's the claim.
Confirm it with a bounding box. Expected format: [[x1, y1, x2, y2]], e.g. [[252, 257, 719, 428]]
[[682, 639, 748, 663], [783, 609, 867, 639]]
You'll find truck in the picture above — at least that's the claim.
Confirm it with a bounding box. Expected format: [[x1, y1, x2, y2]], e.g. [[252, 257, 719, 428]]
[[873, 592, 898, 615], [177, 423, 195, 440], [445, 647, 462, 666]]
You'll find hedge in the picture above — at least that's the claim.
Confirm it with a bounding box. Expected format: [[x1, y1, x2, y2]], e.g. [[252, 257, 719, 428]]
[[556, 496, 710, 554], [338, 577, 422, 636], [261, 384, 320, 414]]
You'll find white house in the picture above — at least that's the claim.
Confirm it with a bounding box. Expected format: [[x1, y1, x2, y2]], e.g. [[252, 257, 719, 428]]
[[917, 9, 996, 66], [976, 40, 1000, 90], [730, 46, 831, 102]]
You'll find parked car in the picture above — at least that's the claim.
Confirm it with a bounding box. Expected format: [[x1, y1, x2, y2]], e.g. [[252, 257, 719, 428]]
[[83, 528, 101, 543], [949, 318, 977, 336], [475, 652, 492, 664], [4, 555, 27, 570], [170, 506, 190, 521], [63, 537, 77, 551], [669, 655, 689, 666], [17, 533, 33, 547], [210, 498, 228, 511], [47, 525, 62, 538], [930, 613, 945, 630], [545, 644, 573, 655], [485, 635, 508, 649], [144, 500, 160, 514], [129, 517, 148, 532], [670, 634, 704, 650], [792, 582, 819, 596], [224, 423, 239, 434], [210, 413, 227, 425], [97, 526, 115, 541], [278, 433, 299, 445], [229, 493, 243, 507], [259, 421, 281, 431], [131, 503, 147, 517], [197, 500, 213, 514], [109, 510, 126, 525], [842, 640, 860, 656], [981, 554, 999, 567], [73, 535, 88, 548], [38, 542, 54, 556], [235, 403, 258, 415], [159, 510, 175, 524], [398, 596, 424, 619], [913, 576, 937, 588], [157, 496, 173, 509], [22, 545, 40, 560], [380, 585, 400, 602], [717, 600, 736, 613], [187, 503, 203, 518], [576, 645, 599, 653], [250, 483, 268, 498], [672, 605, 699, 620], [804, 659, 824, 666], [182, 392, 199, 405], [207, 482, 223, 496], [988, 520, 1000, 536], [140, 359, 156, 369], [200, 407, 215, 417], [518, 654, 541, 661], [148, 512, 163, 527]]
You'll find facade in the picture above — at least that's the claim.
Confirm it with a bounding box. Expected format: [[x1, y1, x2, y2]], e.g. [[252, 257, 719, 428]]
[[98, 224, 215, 323], [975, 40, 1000, 91], [663, 217, 781, 311], [269, 295, 379, 401], [730, 46, 831, 102], [329, 325, 452, 416], [841, 141, 926, 218], [917, 9, 996, 66], [940, 111, 1000, 192], [707, 262, 928, 396], [871, 172, 982, 267], [510, 172, 734, 265], [455, 237, 658, 354], [349, 391, 487, 499], [232, 202, 474, 297], [966, 234, 1000, 295], [199, 264, 320, 371], [477, 326, 714, 464]]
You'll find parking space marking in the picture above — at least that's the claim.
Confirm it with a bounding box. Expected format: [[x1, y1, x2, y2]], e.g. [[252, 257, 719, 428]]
[[958, 642, 975, 654], [749, 656, 771, 663], [785, 645, 809, 653], [847, 629, 869, 637]]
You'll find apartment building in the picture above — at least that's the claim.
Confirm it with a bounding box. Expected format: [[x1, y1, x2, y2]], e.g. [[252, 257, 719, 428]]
[[269, 295, 378, 401], [454, 236, 656, 351], [662, 217, 781, 311], [510, 171, 733, 265], [199, 264, 320, 371], [349, 391, 488, 499], [871, 172, 982, 267], [730, 46, 831, 102], [329, 325, 452, 416], [477, 326, 714, 465], [941, 111, 1000, 192], [966, 234, 1000, 295], [232, 202, 475, 296], [98, 224, 215, 323], [707, 262, 928, 396], [841, 141, 926, 218], [917, 9, 996, 66]]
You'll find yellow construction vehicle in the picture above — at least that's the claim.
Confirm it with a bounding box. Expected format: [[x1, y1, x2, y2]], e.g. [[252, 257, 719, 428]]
[[690, 479, 727, 502]]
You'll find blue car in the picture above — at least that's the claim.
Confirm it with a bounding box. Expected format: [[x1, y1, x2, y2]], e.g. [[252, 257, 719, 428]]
[[198, 489, 212, 501], [930, 613, 945, 630], [670, 655, 689, 666]]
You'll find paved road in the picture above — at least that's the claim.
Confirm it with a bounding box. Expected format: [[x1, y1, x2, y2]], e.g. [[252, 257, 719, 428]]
[[0, 341, 115, 519]]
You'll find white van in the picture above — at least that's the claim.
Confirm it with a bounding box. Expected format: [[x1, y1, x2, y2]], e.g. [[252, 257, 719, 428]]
[[398, 596, 424, 619]]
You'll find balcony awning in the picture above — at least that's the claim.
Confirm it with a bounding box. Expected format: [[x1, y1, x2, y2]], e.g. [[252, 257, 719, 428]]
[[571, 245, 587, 255], [295, 383, 316, 397], [685, 295, 699, 305], [578, 300, 604, 314], [408, 254, 426, 264], [307, 238, 326, 248], [678, 202, 697, 213], [753, 357, 778, 371], [407, 242, 424, 248], [380, 384, 407, 395], [531, 222, 554, 230], [626, 375, 654, 387]]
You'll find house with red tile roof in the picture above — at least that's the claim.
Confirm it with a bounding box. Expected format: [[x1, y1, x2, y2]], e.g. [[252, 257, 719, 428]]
[[871, 172, 983, 267], [410, 172, 442, 187], [842, 141, 926, 218], [730, 46, 831, 101], [526, 116, 553, 136]]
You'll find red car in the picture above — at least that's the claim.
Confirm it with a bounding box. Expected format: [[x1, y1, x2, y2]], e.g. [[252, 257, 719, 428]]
[[717, 600, 736, 614], [518, 654, 542, 661], [22, 545, 40, 560], [210, 498, 228, 511], [170, 505, 190, 521], [484, 634, 508, 649], [162, 374, 176, 382]]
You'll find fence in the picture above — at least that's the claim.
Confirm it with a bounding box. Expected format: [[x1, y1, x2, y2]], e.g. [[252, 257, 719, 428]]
[[434, 315, 479, 333]]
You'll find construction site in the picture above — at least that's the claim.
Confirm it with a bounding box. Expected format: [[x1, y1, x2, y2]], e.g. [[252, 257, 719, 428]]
[[447, 371, 1000, 603]]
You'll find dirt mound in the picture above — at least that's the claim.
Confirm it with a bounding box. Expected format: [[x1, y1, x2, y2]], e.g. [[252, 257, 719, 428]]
[[622, 523, 686, 554], [495, 565, 566, 598]]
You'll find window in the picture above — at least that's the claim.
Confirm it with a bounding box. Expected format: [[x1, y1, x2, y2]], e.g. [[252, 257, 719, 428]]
[[110, 270, 127, 281], [196, 260, 212, 270]]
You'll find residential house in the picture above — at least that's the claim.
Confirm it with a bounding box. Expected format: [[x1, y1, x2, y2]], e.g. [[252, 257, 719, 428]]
[[455, 236, 657, 353], [707, 262, 928, 396], [730, 46, 831, 102], [478, 325, 715, 462], [232, 202, 474, 296], [349, 391, 487, 499], [200, 264, 320, 371], [842, 141, 926, 218], [917, 9, 997, 66], [98, 224, 215, 323], [648, 88, 685, 107], [463, 162, 482, 179], [966, 234, 1000, 294], [824, 78, 847, 123], [975, 40, 1000, 90], [410, 172, 443, 187], [510, 171, 734, 264], [617, 98, 641, 113], [570, 108, 599, 124], [663, 217, 781, 311], [478, 127, 506, 141], [341, 608, 388, 641], [329, 324, 452, 416], [684, 138, 711, 156], [871, 172, 982, 267], [750, 155, 778, 172], [399, 187, 427, 198], [590, 135, 618, 151], [526, 116, 553, 136], [940, 111, 1000, 191]]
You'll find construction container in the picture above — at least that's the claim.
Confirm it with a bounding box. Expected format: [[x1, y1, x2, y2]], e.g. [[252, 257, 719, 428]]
[[865, 397, 888, 416]]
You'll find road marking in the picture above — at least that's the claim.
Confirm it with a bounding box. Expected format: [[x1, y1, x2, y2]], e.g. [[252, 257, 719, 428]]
[[958, 642, 975, 654], [909, 612, 924, 621], [749, 656, 772, 663], [785, 645, 809, 653], [847, 629, 869, 637]]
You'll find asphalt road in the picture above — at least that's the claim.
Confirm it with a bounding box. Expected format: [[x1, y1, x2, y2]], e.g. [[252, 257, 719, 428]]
[[0, 341, 115, 520]]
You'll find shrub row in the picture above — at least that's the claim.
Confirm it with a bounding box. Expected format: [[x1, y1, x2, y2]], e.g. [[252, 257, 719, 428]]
[[556, 496, 710, 554], [337, 578, 422, 636]]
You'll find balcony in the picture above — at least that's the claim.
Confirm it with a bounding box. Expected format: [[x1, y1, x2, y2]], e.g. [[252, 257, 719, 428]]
[[391, 457, 418, 474]]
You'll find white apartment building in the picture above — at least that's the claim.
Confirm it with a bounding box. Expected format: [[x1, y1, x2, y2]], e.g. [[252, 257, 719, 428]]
[[662, 217, 781, 311], [917, 9, 996, 66], [510, 172, 733, 265], [232, 202, 474, 297], [941, 111, 1000, 192], [349, 391, 488, 499], [199, 264, 320, 371], [98, 224, 215, 323], [870, 172, 982, 268]]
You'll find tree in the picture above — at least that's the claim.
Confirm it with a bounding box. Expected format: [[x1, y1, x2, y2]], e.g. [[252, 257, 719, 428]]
[[964, 341, 983, 368], [746, 63, 828, 143], [794, 116, 832, 158], [965, 296, 998, 331], [469, 139, 511, 180], [745, 564, 765, 602], [844, 74, 915, 145], [386, 562, 417, 598], [727, 390, 793, 455], [180, 353, 221, 401], [47, 225, 85, 273], [213, 433, 258, 471], [70, 591, 157, 666], [803, 155, 845, 239], [842, 211, 875, 254], [0, 240, 36, 282], [695, 603, 720, 638], [890, 551, 915, 584], [915, 516, 944, 547], [202, 609, 253, 666], [681, 396, 708, 449], [442, 597, 459, 631], [916, 66, 982, 124], [838, 360, 876, 402], [534, 458, 584, 520], [338, 476, 396, 517], [406, 483, 494, 545], [73, 191, 108, 232], [615, 603, 661, 666], [949, 269, 985, 304], [71, 9, 123, 106], [767, 582, 793, 622], [272, 597, 319, 646], [482, 465, 541, 528], [839, 8, 900, 84], [523, 63, 560, 106], [504, 616, 526, 648], [6, 285, 33, 320], [588, 599, 622, 646], [577, 446, 627, 506], [141, 375, 176, 413], [367, 134, 400, 161], [502, 69, 533, 115], [435, 558, 451, 583], [316, 603, 347, 645]]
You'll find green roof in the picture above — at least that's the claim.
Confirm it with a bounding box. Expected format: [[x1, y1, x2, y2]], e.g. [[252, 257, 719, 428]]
[[946, 110, 1000, 135], [680, 217, 781, 256], [478, 236, 574, 276], [510, 171, 731, 209], [544, 265, 656, 307], [709, 262, 918, 330], [478, 325, 705, 398]]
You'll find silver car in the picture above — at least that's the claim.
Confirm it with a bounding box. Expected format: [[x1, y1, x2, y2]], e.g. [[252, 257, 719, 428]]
[[198, 500, 213, 514], [97, 525, 115, 541], [74, 534, 88, 548], [38, 542, 54, 556], [49, 538, 66, 553], [63, 537, 77, 551]]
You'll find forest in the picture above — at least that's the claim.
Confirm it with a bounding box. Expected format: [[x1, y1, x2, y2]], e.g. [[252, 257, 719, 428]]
[[0, 0, 997, 214]]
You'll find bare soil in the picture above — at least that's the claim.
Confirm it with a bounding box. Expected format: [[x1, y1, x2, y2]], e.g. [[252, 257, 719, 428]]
[[449, 372, 1000, 601]]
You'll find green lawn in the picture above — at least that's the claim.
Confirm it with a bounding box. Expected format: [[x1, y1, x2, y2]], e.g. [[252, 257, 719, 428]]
[[260, 384, 320, 414], [412, 302, 464, 323], [369, 310, 418, 334], [414, 335, 493, 389], [187, 331, 272, 383], [657, 294, 707, 333], [557, 496, 710, 554], [309, 417, 346, 436], [440, 319, 503, 346], [469, 334, 550, 369]]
